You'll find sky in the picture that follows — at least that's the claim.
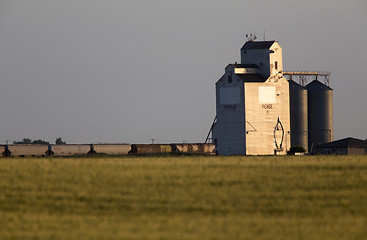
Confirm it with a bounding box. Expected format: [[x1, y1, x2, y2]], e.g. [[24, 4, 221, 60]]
[[0, 0, 366, 144]]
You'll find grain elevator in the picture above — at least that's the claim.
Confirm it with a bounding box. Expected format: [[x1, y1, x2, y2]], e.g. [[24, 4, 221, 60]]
[[212, 40, 290, 155], [211, 38, 333, 155]]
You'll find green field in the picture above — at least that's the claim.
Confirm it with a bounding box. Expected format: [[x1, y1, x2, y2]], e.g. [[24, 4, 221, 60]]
[[1, 155, 367, 240]]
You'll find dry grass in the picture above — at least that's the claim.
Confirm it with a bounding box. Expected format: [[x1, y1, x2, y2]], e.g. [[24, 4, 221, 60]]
[[1, 155, 367, 239]]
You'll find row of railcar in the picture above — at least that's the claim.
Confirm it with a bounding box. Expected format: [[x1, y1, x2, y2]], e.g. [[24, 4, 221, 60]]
[[1, 143, 215, 157]]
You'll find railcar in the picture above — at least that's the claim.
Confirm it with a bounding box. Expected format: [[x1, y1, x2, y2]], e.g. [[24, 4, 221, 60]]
[[91, 144, 131, 155], [130, 144, 172, 154], [1, 144, 49, 157], [173, 143, 215, 154], [1, 143, 215, 157], [51, 144, 90, 156]]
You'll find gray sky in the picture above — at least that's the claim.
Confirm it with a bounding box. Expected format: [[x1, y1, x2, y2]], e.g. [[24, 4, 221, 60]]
[[0, 0, 366, 144]]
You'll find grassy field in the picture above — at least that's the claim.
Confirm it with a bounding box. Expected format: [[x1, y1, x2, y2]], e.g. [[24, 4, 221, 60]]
[[1, 155, 367, 240]]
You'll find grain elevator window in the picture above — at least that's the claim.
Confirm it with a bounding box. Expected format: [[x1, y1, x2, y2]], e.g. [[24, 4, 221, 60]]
[[275, 61, 278, 70]]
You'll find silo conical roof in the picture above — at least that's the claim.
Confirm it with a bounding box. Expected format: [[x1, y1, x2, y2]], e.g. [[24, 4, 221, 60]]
[[306, 80, 333, 90], [289, 79, 306, 90]]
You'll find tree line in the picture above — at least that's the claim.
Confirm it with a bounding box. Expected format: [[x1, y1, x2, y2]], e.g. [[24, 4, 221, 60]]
[[13, 138, 66, 145]]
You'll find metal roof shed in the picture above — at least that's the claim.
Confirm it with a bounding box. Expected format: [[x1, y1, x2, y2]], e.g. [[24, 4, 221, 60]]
[[315, 137, 367, 155]]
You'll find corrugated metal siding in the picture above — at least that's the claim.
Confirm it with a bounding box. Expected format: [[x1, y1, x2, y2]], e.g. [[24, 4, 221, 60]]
[[348, 148, 366, 155]]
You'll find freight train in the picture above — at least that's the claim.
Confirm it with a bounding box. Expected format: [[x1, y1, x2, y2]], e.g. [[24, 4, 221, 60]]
[[1, 143, 215, 157]]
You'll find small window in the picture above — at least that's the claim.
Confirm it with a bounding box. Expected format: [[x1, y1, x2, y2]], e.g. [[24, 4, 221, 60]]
[[228, 75, 232, 83], [275, 61, 278, 70]]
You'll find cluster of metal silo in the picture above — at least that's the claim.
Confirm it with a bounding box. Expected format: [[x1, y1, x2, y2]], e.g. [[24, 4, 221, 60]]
[[289, 80, 308, 151], [289, 79, 333, 152], [307, 80, 333, 152]]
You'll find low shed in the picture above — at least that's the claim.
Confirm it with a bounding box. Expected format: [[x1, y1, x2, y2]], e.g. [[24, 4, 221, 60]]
[[314, 137, 367, 155]]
